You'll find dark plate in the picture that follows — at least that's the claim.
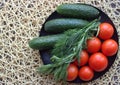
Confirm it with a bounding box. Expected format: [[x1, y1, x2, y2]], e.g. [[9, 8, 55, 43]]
[[39, 4, 119, 83]]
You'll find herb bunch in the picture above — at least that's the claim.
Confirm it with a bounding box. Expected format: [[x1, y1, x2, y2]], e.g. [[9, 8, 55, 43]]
[[37, 19, 100, 81]]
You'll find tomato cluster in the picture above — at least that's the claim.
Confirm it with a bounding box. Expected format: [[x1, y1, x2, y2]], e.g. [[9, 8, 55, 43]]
[[67, 22, 118, 81]]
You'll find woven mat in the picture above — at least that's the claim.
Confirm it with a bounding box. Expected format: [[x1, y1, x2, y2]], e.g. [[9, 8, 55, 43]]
[[0, 0, 120, 85]]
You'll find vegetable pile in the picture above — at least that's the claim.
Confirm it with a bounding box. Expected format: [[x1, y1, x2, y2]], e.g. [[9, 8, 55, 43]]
[[29, 3, 118, 82]]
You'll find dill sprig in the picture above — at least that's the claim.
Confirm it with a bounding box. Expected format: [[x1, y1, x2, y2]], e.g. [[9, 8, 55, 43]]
[[37, 19, 100, 81]]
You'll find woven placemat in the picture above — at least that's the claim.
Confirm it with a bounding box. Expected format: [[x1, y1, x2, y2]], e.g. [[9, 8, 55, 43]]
[[0, 0, 120, 85]]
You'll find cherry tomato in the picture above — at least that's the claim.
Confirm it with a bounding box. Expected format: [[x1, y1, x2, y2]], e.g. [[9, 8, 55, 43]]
[[89, 52, 108, 72], [78, 66, 94, 81], [67, 64, 78, 81], [74, 50, 89, 66], [102, 39, 118, 56], [87, 37, 101, 53], [98, 23, 114, 40]]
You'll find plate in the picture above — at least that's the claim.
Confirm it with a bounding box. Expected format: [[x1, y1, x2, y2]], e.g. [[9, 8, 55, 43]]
[[39, 4, 119, 83]]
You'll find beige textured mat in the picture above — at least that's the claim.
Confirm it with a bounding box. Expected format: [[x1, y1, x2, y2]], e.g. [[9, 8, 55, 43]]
[[0, 0, 120, 85]]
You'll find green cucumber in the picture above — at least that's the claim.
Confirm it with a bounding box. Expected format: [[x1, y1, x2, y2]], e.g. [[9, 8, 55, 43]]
[[44, 18, 89, 33], [57, 3, 99, 19], [29, 34, 65, 50]]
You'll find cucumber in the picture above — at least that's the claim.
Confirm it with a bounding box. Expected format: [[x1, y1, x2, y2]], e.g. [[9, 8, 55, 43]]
[[57, 4, 99, 19], [29, 34, 65, 50], [44, 18, 89, 33]]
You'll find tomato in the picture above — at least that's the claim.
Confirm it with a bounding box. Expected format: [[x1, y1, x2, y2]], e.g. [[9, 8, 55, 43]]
[[67, 64, 78, 81], [98, 23, 114, 40], [102, 39, 118, 56], [89, 52, 108, 72], [74, 50, 89, 66], [78, 66, 94, 81], [87, 37, 101, 53]]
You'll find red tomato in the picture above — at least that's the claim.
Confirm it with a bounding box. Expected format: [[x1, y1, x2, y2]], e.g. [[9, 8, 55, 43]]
[[78, 66, 94, 81], [102, 39, 118, 56], [67, 64, 78, 81], [98, 23, 114, 40], [89, 52, 108, 72], [74, 50, 89, 66], [87, 37, 101, 53]]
